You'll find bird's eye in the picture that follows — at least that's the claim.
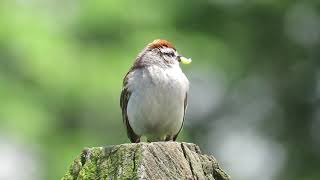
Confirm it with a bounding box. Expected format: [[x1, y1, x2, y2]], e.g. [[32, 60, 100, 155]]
[[165, 52, 175, 57]]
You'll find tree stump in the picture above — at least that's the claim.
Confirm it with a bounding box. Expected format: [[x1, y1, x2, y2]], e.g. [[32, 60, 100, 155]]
[[62, 142, 230, 180]]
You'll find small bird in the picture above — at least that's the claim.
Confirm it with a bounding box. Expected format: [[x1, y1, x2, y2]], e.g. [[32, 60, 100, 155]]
[[120, 39, 191, 143]]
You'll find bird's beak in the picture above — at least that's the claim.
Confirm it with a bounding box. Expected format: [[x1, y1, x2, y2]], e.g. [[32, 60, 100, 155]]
[[177, 55, 192, 64]]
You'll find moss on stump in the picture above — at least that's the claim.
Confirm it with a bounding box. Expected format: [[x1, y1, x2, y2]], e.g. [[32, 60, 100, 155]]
[[62, 142, 230, 180]]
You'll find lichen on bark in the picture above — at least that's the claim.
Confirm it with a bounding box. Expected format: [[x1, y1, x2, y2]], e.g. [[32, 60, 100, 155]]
[[62, 142, 230, 180]]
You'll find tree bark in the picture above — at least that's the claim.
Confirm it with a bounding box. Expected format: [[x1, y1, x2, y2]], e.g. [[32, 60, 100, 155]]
[[62, 142, 230, 180]]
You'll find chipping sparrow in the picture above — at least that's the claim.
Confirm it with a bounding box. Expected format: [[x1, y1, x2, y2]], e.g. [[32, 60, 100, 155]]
[[120, 39, 191, 143]]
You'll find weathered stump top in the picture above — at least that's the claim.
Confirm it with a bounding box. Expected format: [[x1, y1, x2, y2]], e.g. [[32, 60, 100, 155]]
[[62, 142, 230, 180]]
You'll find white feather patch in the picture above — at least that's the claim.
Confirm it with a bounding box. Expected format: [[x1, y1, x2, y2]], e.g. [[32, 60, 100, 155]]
[[126, 64, 189, 140]]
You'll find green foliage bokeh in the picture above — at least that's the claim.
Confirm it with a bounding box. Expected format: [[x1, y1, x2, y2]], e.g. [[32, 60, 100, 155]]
[[1, 0, 320, 179]]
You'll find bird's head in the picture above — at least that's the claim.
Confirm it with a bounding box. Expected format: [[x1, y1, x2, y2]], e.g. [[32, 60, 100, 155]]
[[134, 39, 192, 68]]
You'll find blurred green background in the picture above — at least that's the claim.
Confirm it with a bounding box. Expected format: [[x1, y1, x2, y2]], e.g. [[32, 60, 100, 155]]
[[1, 0, 320, 179]]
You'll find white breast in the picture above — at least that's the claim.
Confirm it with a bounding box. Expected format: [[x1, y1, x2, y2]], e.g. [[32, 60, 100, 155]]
[[126, 65, 189, 140]]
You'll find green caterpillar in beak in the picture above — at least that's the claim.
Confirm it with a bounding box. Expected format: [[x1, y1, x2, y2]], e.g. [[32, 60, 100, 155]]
[[180, 56, 192, 64]]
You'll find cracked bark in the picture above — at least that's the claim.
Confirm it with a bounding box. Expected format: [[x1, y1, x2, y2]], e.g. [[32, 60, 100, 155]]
[[61, 142, 230, 180]]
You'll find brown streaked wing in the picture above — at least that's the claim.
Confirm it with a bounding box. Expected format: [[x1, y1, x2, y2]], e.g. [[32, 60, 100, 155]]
[[120, 76, 140, 143]]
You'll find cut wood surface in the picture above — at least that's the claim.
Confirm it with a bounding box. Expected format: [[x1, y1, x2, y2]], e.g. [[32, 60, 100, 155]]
[[62, 142, 230, 180]]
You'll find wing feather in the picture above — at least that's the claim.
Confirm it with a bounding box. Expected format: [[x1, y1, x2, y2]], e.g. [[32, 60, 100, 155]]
[[120, 76, 140, 143]]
